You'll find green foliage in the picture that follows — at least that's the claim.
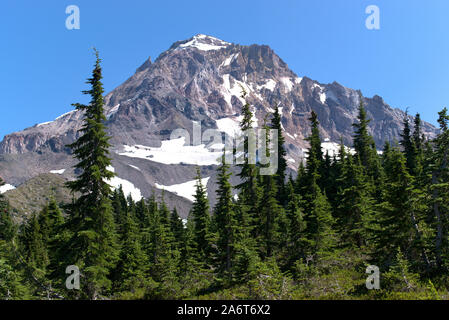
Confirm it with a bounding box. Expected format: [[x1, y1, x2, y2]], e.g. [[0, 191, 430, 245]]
[[6, 55, 449, 301], [191, 168, 211, 261], [213, 153, 238, 282], [64, 50, 120, 299]]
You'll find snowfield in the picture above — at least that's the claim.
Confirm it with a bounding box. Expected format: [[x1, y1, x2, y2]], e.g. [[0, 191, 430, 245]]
[[118, 137, 223, 166], [178, 34, 230, 51], [280, 77, 294, 92], [106, 166, 143, 201], [257, 79, 277, 91], [0, 184, 16, 194], [321, 141, 355, 158], [155, 177, 210, 202], [312, 83, 327, 104], [215, 117, 242, 138], [50, 169, 66, 175]]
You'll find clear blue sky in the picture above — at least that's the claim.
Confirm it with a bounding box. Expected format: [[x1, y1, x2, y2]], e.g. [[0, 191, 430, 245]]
[[1, 0, 448, 139]]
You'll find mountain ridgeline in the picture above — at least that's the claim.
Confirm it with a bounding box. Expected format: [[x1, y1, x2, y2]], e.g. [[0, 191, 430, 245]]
[[0, 34, 439, 218]]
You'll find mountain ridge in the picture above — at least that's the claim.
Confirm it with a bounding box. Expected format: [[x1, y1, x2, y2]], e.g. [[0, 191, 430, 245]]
[[0, 34, 439, 218]]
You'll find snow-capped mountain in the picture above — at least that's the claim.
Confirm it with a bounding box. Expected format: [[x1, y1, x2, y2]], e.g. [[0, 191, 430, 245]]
[[0, 34, 438, 218]]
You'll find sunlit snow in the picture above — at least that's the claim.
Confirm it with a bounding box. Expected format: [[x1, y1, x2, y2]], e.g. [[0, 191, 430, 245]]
[[106, 166, 143, 201], [155, 177, 210, 202], [280, 77, 294, 92], [118, 137, 222, 166], [0, 184, 15, 194], [50, 169, 66, 175], [178, 34, 230, 51], [257, 79, 277, 91]]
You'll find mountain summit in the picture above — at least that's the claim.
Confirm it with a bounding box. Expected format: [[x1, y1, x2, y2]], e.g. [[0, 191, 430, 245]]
[[170, 34, 232, 51], [0, 35, 438, 217]]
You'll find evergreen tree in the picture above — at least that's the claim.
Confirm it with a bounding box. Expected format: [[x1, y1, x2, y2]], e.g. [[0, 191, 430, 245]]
[[257, 121, 282, 259], [170, 208, 185, 250], [191, 168, 211, 260], [0, 243, 30, 300], [284, 181, 307, 269], [65, 50, 119, 299], [306, 183, 336, 258], [301, 112, 336, 259], [258, 169, 281, 259], [37, 199, 65, 278], [270, 105, 288, 205], [430, 108, 449, 269], [352, 95, 384, 199], [413, 113, 425, 155], [0, 178, 15, 243], [369, 148, 420, 267], [135, 198, 149, 229], [114, 211, 148, 293], [335, 154, 374, 248], [112, 187, 128, 235], [213, 153, 237, 280], [176, 215, 208, 297], [353, 95, 375, 169], [235, 90, 260, 233], [304, 111, 323, 189], [400, 112, 418, 175], [20, 213, 49, 277]]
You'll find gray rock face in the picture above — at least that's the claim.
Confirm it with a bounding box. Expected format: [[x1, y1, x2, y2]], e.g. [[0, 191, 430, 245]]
[[0, 34, 438, 218]]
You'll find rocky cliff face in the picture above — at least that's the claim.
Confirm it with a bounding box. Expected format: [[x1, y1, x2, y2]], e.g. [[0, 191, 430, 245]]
[[0, 34, 438, 218]]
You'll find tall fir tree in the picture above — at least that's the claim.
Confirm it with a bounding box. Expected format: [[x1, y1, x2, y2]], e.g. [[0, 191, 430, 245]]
[[430, 108, 449, 270], [304, 111, 323, 188], [257, 124, 282, 259], [400, 112, 418, 175], [369, 148, 421, 267], [65, 50, 119, 299], [213, 153, 237, 281], [113, 210, 148, 293], [20, 213, 49, 278], [270, 105, 288, 205], [0, 177, 15, 243], [235, 90, 261, 234], [191, 168, 211, 261], [301, 112, 336, 259], [284, 181, 307, 269], [335, 154, 374, 248], [352, 95, 384, 199], [170, 208, 185, 251]]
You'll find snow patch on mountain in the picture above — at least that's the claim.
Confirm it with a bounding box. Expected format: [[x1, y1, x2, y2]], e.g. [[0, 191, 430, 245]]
[[128, 164, 141, 171], [312, 83, 327, 104], [107, 104, 120, 118], [221, 74, 255, 108], [106, 166, 142, 201], [321, 141, 355, 158], [0, 184, 15, 194], [221, 53, 239, 67], [280, 77, 294, 92], [155, 177, 210, 202], [50, 169, 66, 174], [118, 137, 222, 166], [257, 79, 277, 91], [37, 121, 53, 127], [178, 34, 230, 51], [55, 110, 76, 120], [216, 117, 242, 138]]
